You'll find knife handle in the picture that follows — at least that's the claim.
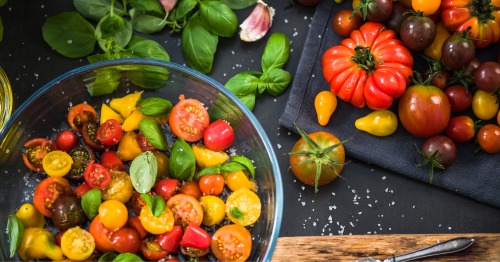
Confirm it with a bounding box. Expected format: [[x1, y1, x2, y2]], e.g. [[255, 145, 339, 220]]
[[383, 237, 474, 262]]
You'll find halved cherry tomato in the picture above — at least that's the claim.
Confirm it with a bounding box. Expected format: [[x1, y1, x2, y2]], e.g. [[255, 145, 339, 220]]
[[33, 177, 72, 217], [60, 226, 96, 261], [67, 144, 95, 180], [42, 150, 74, 177], [153, 151, 170, 179], [226, 187, 261, 226], [127, 216, 148, 240], [224, 170, 255, 192], [139, 204, 175, 235], [84, 161, 112, 189], [477, 124, 500, 154], [179, 181, 203, 200], [23, 138, 57, 172], [192, 144, 229, 169], [100, 150, 124, 171], [99, 200, 129, 230], [166, 194, 204, 228], [169, 95, 210, 142], [74, 182, 92, 198], [155, 178, 180, 201], [89, 215, 114, 253], [211, 224, 252, 262], [67, 103, 98, 133], [203, 119, 235, 151], [180, 223, 210, 257], [199, 174, 225, 196], [117, 131, 143, 161], [101, 171, 133, 203], [110, 227, 141, 254], [97, 119, 123, 146], [156, 225, 183, 253], [136, 132, 157, 151], [141, 238, 169, 260], [55, 130, 78, 153], [82, 121, 106, 150]]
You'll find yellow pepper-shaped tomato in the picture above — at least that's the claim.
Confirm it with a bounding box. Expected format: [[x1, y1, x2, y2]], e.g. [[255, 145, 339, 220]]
[[117, 131, 143, 161], [314, 90, 337, 126], [100, 103, 124, 125], [15, 203, 45, 228], [109, 91, 143, 118], [355, 110, 398, 136], [424, 23, 451, 61], [18, 227, 64, 261], [192, 144, 229, 169]]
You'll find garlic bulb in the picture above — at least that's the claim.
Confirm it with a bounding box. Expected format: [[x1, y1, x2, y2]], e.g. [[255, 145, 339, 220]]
[[239, 0, 275, 42]]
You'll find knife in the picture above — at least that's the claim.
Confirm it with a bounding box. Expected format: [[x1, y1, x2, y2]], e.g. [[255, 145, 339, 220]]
[[355, 237, 474, 262]]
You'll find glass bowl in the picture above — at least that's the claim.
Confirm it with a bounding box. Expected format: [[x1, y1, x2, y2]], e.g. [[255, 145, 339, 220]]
[[0, 66, 13, 132], [0, 58, 283, 261]]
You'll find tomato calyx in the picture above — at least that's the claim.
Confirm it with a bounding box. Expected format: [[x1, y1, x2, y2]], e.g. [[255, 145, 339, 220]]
[[351, 46, 380, 72], [470, 0, 496, 23], [289, 125, 348, 193]]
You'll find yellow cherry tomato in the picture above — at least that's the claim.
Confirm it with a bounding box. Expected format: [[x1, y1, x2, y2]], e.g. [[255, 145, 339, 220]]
[[314, 90, 337, 126], [139, 204, 175, 234], [60, 226, 95, 261], [412, 0, 440, 15], [117, 131, 143, 161], [100, 103, 124, 125], [472, 89, 499, 120], [199, 195, 226, 226], [98, 200, 128, 230], [224, 170, 255, 192], [192, 144, 229, 169], [42, 150, 73, 177], [424, 23, 451, 60], [16, 203, 45, 228], [225, 187, 261, 226], [101, 171, 134, 203], [355, 110, 398, 136], [109, 91, 143, 118], [122, 110, 149, 132], [153, 151, 170, 179]]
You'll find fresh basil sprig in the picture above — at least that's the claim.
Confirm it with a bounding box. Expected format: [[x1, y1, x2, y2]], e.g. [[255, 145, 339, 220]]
[[140, 193, 166, 217], [225, 32, 292, 110], [138, 118, 169, 150], [197, 155, 255, 179], [137, 97, 173, 117], [81, 188, 102, 220], [130, 151, 158, 193], [7, 214, 24, 258], [169, 137, 196, 181]]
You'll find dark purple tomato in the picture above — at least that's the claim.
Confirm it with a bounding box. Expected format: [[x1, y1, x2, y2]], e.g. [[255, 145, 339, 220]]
[[441, 30, 476, 70], [417, 135, 457, 183], [352, 0, 393, 22], [444, 84, 472, 113], [67, 144, 95, 180], [384, 2, 411, 34], [474, 61, 500, 94], [332, 9, 362, 38], [444, 115, 475, 143], [400, 13, 436, 51], [51, 195, 85, 231]]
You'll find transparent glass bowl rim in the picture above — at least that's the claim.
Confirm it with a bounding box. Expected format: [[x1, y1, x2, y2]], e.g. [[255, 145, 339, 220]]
[[0, 58, 284, 261], [0, 66, 13, 132]]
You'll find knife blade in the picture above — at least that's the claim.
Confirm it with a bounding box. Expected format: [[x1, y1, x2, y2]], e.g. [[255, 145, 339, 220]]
[[354, 237, 474, 262]]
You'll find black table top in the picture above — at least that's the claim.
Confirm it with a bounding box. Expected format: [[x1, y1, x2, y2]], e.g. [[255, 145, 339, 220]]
[[1, 0, 499, 239]]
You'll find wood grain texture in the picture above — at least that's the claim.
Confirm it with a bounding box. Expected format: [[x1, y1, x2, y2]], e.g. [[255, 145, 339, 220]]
[[272, 234, 500, 261]]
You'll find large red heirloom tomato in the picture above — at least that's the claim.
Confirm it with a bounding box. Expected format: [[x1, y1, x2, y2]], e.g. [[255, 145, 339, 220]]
[[441, 0, 500, 48], [322, 22, 414, 110]]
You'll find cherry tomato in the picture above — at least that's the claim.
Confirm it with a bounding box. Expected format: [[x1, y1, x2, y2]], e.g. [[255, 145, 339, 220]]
[[42, 150, 74, 177], [55, 130, 78, 153], [99, 199, 128, 230], [82, 121, 107, 150], [96, 119, 123, 146], [477, 124, 500, 154], [67, 144, 95, 180], [418, 135, 457, 182], [67, 103, 98, 133], [412, 0, 440, 15], [15, 203, 45, 228], [136, 132, 157, 151], [73, 182, 92, 198], [192, 144, 229, 169], [180, 181, 203, 200], [167, 194, 204, 228], [139, 204, 175, 235], [385, 2, 412, 35], [424, 22, 452, 61], [84, 161, 112, 189], [352, 0, 393, 22], [127, 216, 148, 240], [155, 178, 180, 201], [156, 225, 183, 253], [140, 238, 169, 261], [153, 150, 170, 179], [180, 223, 211, 257], [110, 227, 141, 254], [441, 29, 476, 70], [204, 119, 235, 151], [444, 84, 472, 113], [332, 9, 362, 38], [474, 61, 500, 94], [472, 89, 499, 120], [199, 174, 225, 196], [33, 177, 72, 217], [445, 115, 476, 143], [117, 131, 142, 161], [398, 83, 451, 138], [199, 195, 226, 226], [60, 226, 96, 261], [226, 187, 261, 226], [100, 150, 124, 171], [224, 170, 255, 192], [169, 95, 210, 142], [101, 171, 133, 203], [211, 224, 252, 262], [89, 215, 114, 253], [23, 138, 57, 172], [400, 13, 436, 51], [51, 195, 85, 231]]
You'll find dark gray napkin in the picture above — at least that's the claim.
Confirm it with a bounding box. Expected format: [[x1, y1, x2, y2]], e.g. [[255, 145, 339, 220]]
[[280, 0, 500, 208]]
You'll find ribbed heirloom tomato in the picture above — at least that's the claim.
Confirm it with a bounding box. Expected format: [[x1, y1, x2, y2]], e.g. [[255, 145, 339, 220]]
[[322, 22, 414, 110]]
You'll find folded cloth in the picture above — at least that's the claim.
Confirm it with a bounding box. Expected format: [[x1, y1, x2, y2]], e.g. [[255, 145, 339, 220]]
[[280, 0, 500, 208]]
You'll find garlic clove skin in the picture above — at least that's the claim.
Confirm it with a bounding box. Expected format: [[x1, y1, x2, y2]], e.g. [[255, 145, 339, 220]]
[[239, 0, 275, 42]]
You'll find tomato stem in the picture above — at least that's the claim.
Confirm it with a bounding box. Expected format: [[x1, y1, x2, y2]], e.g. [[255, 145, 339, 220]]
[[351, 46, 379, 72], [470, 0, 496, 24]]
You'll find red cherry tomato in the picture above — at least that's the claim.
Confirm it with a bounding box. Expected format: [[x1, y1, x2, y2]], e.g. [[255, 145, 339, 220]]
[[180, 223, 211, 257], [155, 178, 180, 201], [179, 181, 203, 200], [203, 119, 235, 152], [140, 238, 170, 261], [110, 227, 141, 254], [126, 216, 148, 240], [477, 124, 500, 154], [84, 160, 112, 189], [166, 194, 204, 228], [22, 138, 57, 172], [332, 9, 363, 38], [445, 115, 476, 143], [100, 150, 124, 171], [97, 119, 123, 146], [136, 132, 157, 151], [444, 84, 473, 113], [89, 215, 114, 253], [55, 130, 78, 152], [73, 182, 92, 198], [67, 103, 98, 133], [156, 225, 183, 253], [199, 174, 225, 196], [169, 95, 210, 142], [33, 177, 72, 217]]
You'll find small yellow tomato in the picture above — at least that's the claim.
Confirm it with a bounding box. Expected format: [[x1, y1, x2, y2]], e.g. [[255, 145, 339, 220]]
[[412, 0, 440, 15], [355, 110, 398, 136], [199, 195, 226, 226], [225, 188, 261, 226], [60, 226, 95, 261], [98, 200, 128, 230], [224, 170, 255, 192], [100, 103, 124, 125], [16, 203, 45, 228], [192, 144, 229, 169], [117, 131, 142, 161], [109, 91, 143, 118], [101, 171, 134, 203], [314, 90, 337, 126], [122, 110, 149, 132], [42, 150, 73, 177], [139, 205, 174, 235], [424, 23, 450, 60], [472, 89, 499, 120]]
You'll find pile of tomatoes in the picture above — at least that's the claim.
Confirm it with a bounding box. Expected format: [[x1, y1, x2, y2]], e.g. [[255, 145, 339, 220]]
[[12, 91, 262, 261]]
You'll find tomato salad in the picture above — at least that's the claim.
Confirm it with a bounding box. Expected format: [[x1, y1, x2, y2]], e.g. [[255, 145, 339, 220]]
[[8, 92, 261, 262]]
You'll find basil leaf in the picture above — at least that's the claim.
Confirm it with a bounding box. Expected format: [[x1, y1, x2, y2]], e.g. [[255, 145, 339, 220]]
[[129, 9, 166, 34], [129, 0, 165, 15], [220, 0, 257, 9], [7, 214, 24, 258], [138, 118, 169, 151], [81, 188, 102, 220], [230, 207, 245, 220], [259, 68, 292, 96], [182, 16, 218, 74], [86, 68, 121, 96], [73, 0, 125, 22], [126, 36, 170, 61], [152, 196, 166, 217], [169, 137, 196, 181], [130, 151, 158, 193], [197, 166, 222, 178], [0, 0, 6, 7], [199, 1, 238, 37], [137, 97, 173, 116], [140, 193, 153, 212], [171, 0, 198, 20], [96, 13, 133, 51], [113, 253, 144, 261], [225, 73, 259, 110], [221, 161, 245, 174], [42, 12, 96, 58], [231, 156, 255, 179], [261, 32, 291, 72], [98, 252, 118, 262]]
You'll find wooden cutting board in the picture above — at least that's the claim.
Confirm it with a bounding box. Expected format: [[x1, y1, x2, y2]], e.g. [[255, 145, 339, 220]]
[[272, 234, 500, 261]]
